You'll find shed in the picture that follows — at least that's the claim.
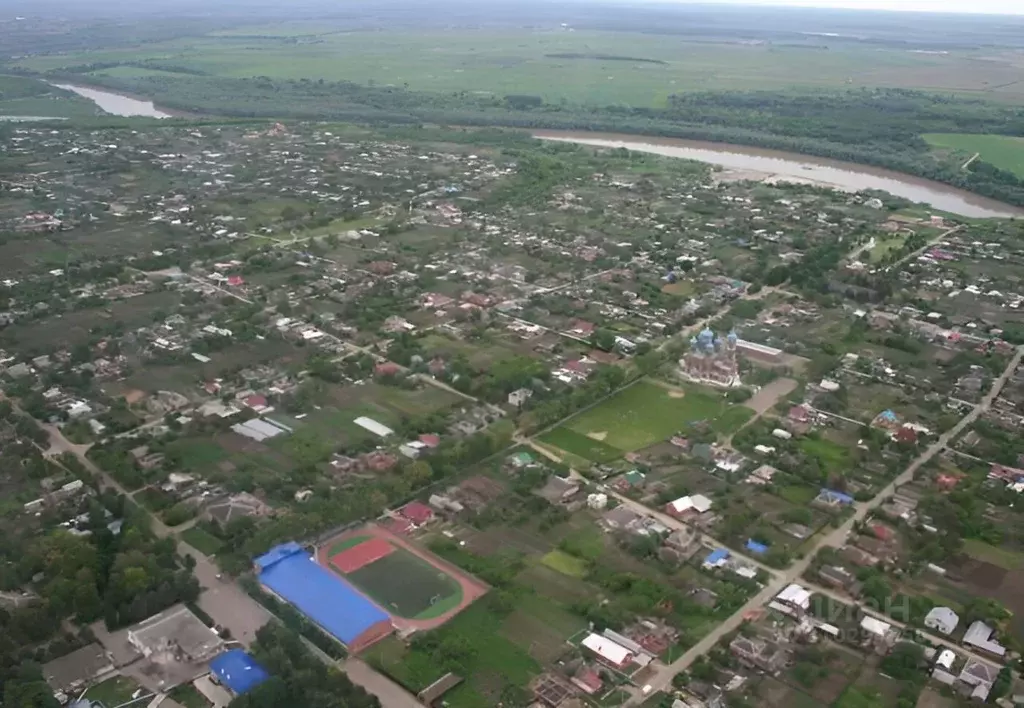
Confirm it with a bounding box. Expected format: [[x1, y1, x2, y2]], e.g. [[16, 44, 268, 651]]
[[353, 416, 394, 438]]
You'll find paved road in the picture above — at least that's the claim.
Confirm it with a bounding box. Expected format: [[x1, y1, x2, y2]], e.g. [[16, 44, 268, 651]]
[[623, 344, 1023, 703]]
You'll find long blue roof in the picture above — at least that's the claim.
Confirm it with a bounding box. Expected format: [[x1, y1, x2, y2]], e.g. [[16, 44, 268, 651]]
[[256, 543, 390, 645], [210, 650, 269, 695]]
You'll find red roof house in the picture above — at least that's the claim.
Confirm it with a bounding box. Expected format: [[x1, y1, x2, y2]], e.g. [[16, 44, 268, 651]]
[[244, 394, 268, 410], [570, 669, 603, 695], [788, 405, 811, 424], [418, 434, 441, 449], [375, 361, 402, 377], [227, 275, 245, 287], [936, 473, 962, 491], [399, 501, 435, 526], [870, 523, 895, 542], [894, 427, 918, 445]]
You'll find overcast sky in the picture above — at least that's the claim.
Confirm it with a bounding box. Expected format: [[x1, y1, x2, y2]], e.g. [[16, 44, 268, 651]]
[[651, 0, 1021, 13]]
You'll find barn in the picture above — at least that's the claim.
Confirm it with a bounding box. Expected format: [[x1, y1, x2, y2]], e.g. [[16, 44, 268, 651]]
[[254, 543, 394, 653]]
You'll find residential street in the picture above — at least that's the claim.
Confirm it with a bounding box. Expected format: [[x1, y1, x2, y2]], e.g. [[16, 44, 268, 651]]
[[623, 344, 1024, 703]]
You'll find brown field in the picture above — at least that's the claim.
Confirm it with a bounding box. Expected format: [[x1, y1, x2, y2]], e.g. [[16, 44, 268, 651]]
[[756, 677, 825, 708], [916, 687, 956, 708]]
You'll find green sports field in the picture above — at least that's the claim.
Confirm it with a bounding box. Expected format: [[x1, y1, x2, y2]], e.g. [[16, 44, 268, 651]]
[[541, 380, 752, 462], [327, 537, 463, 620], [924, 133, 1024, 178]]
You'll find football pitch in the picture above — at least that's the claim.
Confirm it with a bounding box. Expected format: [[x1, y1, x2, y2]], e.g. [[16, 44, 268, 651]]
[[541, 380, 751, 461]]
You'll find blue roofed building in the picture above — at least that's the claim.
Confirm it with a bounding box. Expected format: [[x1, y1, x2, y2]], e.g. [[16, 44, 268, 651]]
[[815, 488, 855, 508], [254, 543, 393, 653], [702, 548, 730, 569], [745, 539, 769, 555], [210, 650, 270, 696]]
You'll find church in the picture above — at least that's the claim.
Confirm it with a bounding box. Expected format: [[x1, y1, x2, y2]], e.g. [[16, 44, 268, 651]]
[[679, 328, 741, 387]]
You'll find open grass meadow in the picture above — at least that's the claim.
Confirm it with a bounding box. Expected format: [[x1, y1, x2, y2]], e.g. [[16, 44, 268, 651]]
[[541, 380, 752, 461], [16, 28, 1024, 107], [924, 133, 1024, 178]]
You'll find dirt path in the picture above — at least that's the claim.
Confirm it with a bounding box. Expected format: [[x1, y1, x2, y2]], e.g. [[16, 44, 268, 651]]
[[743, 377, 797, 417]]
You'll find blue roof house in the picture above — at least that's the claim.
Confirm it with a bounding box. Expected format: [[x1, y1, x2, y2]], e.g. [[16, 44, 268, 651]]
[[210, 650, 270, 695]]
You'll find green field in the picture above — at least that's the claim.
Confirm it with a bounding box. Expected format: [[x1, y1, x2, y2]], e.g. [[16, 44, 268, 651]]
[[800, 436, 851, 470], [924, 133, 1024, 177], [777, 484, 818, 506], [540, 550, 589, 578], [868, 234, 907, 263], [168, 684, 213, 708], [16, 29, 1024, 107], [537, 427, 624, 464], [0, 75, 102, 118], [180, 527, 224, 555], [84, 677, 144, 707], [365, 602, 540, 708], [963, 538, 1024, 571], [335, 543, 463, 620], [543, 381, 752, 460]]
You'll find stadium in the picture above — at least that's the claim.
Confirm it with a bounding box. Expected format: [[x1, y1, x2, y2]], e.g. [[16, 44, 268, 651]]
[[254, 525, 486, 653]]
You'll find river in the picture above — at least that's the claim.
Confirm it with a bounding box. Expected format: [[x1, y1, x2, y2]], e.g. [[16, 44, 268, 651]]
[[535, 130, 1022, 219], [51, 83, 173, 119], [44, 84, 1022, 219]]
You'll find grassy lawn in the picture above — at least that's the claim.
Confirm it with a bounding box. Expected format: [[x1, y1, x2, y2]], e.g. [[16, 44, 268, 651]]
[[169, 684, 213, 708], [548, 380, 750, 455], [366, 602, 539, 707], [868, 234, 907, 263], [84, 676, 144, 706], [963, 538, 1024, 570], [180, 527, 224, 555], [538, 427, 623, 463], [800, 436, 851, 470], [777, 484, 818, 505], [541, 550, 589, 578], [924, 133, 1024, 177]]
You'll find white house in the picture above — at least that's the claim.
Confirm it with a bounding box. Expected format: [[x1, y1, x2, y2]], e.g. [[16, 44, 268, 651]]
[[508, 388, 533, 408], [776, 583, 812, 613], [924, 606, 959, 636], [666, 494, 713, 515]]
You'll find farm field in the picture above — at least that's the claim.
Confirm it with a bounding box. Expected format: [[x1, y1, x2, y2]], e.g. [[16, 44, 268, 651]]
[[924, 133, 1024, 177], [15, 29, 1024, 106], [540, 549, 589, 578], [541, 380, 752, 461]]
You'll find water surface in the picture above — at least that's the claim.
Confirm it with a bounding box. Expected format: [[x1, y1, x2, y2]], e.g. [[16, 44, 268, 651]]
[[535, 130, 1022, 219]]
